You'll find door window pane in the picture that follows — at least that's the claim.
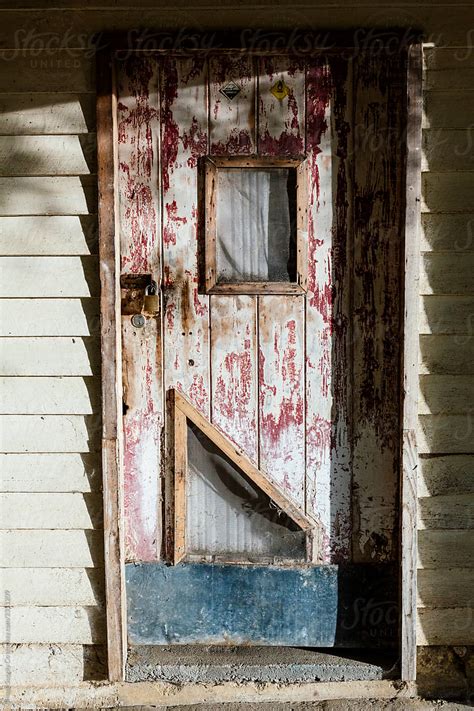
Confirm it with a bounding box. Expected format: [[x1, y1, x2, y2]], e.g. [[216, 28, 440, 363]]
[[186, 421, 306, 562], [215, 168, 297, 283]]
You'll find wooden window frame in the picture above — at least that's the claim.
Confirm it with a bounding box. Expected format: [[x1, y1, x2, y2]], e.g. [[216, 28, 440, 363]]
[[170, 388, 319, 566], [204, 155, 308, 295], [97, 32, 422, 684]]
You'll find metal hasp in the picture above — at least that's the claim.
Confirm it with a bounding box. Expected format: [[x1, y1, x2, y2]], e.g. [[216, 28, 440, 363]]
[[120, 273, 159, 317]]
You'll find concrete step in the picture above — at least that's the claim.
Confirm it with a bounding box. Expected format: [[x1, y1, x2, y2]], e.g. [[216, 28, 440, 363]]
[[126, 646, 397, 684]]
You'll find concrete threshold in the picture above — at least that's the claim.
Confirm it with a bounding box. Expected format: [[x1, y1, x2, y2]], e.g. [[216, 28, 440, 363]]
[[126, 646, 398, 684]]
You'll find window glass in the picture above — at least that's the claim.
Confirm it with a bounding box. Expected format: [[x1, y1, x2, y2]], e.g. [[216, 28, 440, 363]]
[[215, 168, 297, 283], [186, 421, 305, 561]]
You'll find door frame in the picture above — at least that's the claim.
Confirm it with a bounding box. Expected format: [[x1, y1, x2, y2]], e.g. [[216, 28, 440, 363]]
[[96, 31, 423, 682]]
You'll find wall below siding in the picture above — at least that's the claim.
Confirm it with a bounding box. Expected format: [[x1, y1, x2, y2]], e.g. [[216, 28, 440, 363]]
[[0, 2, 473, 689]]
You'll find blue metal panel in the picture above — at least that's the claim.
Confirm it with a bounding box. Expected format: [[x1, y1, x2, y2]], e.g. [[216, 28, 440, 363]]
[[126, 563, 339, 646]]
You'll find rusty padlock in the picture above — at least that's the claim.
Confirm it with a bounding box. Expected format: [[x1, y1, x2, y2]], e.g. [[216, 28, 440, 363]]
[[143, 280, 160, 315]]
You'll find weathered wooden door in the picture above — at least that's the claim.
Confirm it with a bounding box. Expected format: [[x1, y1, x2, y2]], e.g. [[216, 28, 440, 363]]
[[118, 46, 405, 647]]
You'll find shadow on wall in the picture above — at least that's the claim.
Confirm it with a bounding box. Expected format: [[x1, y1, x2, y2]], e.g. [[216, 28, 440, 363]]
[[415, 44, 474, 702]]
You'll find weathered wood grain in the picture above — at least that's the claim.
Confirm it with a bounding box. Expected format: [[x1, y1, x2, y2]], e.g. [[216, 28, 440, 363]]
[[402, 39, 422, 684], [0, 215, 98, 255], [418, 414, 474, 454], [0, 135, 96, 176], [1, 568, 104, 607], [161, 56, 210, 414], [0, 606, 105, 644], [257, 55, 305, 155], [305, 58, 352, 562], [0, 644, 102, 686], [0, 176, 97, 215], [422, 173, 474, 212], [0, 415, 100, 453], [420, 335, 474, 374], [421, 213, 474, 251], [0, 51, 95, 93], [422, 130, 474, 173], [0, 256, 99, 297], [424, 69, 474, 91], [0, 492, 102, 529], [418, 529, 474, 568], [419, 375, 474, 414], [0, 376, 99, 414], [210, 295, 258, 460], [423, 92, 474, 130], [418, 493, 474, 529], [0, 299, 100, 337], [0, 452, 101, 492], [419, 296, 474, 335], [209, 54, 255, 154], [420, 253, 474, 294], [0, 337, 100, 376], [418, 454, 474, 497], [417, 607, 474, 645], [418, 567, 474, 607], [0, 93, 95, 134], [352, 52, 404, 564], [117, 54, 162, 564], [0, 529, 104, 568], [258, 295, 305, 507]]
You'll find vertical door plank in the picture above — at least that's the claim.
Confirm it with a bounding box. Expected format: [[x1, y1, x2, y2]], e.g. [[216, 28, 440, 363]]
[[305, 59, 352, 562], [257, 56, 305, 156], [352, 52, 404, 563], [259, 296, 305, 507], [209, 55, 256, 155], [161, 56, 210, 415], [210, 295, 258, 460], [209, 55, 258, 459], [117, 55, 162, 562]]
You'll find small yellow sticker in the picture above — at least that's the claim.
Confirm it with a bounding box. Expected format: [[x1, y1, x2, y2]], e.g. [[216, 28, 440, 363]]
[[271, 79, 290, 101]]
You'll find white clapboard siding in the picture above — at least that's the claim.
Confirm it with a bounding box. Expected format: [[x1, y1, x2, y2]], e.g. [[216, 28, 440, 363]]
[[420, 253, 474, 294], [0, 256, 99, 297], [418, 530, 474, 568], [0, 94, 95, 135], [422, 130, 474, 173], [419, 336, 474, 376], [422, 173, 474, 212], [0, 337, 99, 375], [0, 176, 97, 215], [418, 568, 474, 608], [0, 377, 99, 414], [424, 68, 474, 91], [1, 568, 104, 606], [419, 375, 474, 414], [0, 492, 102, 529], [423, 48, 474, 71], [421, 213, 474, 251], [0, 606, 104, 644], [0, 52, 95, 93], [0, 415, 100, 453], [423, 93, 474, 130], [0, 216, 98, 255], [418, 455, 474, 497], [417, 608, 474, 645], [0, 299, 100, 337], [0, 530, 104, 568], [418, 415, 474, 454], [0, 643, 102, 686], [0, 453, 101, 492], [419, 296, 474, 334], [0, 135, 96, 176], [418, 493, 474, 529]]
